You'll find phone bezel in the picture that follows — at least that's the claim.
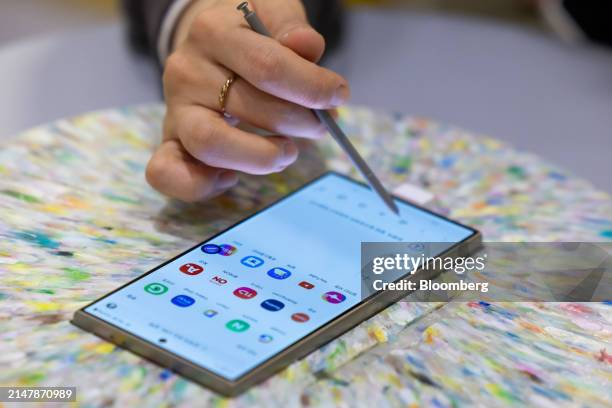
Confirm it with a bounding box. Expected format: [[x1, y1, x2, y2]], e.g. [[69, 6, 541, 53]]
[[72, 171, 481, 396]]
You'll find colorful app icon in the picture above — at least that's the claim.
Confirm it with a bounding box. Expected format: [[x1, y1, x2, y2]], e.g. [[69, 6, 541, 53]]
[[298, 281, 314, 289], [226, 319, 250, 332], [233, 286, 257, 299], [171, 295, 195, 307], [259, 334, 273, 343], [291, 312, 310, 323], [260, 299, 285, 312], [219, 244, 237, 256], [210, 275, 228, 285], [201, 244, 221, 254], [144, 282, 168, 295], [179, 263, 204, 276], [322, 291, 346, 304], [241, 255, 264, 268], [204, 309, 218, 318], [267, 267, 291, 280]]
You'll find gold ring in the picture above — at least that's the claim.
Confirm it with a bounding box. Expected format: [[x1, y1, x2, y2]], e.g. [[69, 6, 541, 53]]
[[218, 73, 236, 114]]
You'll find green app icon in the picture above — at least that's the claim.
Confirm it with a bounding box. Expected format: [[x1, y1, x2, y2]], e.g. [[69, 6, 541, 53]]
[[144, 282, 168, 295], [225, 319, 250, 333]]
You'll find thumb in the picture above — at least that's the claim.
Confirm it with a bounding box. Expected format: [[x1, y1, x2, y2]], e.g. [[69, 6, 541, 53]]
[[253, 0, 325, 63]]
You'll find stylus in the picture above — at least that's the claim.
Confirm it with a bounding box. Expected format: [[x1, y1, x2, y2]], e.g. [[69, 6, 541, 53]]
[[237, 2, 400, 215]]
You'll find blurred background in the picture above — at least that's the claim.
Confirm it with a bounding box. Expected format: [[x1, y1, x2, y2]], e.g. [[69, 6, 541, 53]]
[[0, 0, 543, 43], [0, 0, 610, 191], [0, 0, 117, 43]]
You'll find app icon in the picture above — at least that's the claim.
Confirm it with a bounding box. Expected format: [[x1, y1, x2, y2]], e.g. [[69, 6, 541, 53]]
[[226, 319, 250, 332], [259, 334, 273, 343], [201, 244, 221, 254], [179, 263, 204, 276], [322, 291, 346, 304], [260, 299, 285, 312], [233, 286, 258, 299], [171, 295, 195, 307], [291, 312, 310, 323], [204, 309, 218, 318], [298, 281, 314, 289], [241, 255, 264, 268], [144, 282, 168, 295], [210, 275, 228, 285], [219, 244, 237, 256], [106, 302, 117, 309], [267, 267, 291, 280]]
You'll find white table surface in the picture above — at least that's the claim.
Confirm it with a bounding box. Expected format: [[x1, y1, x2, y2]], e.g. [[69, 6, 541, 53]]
[[0, 9, 610, 192]]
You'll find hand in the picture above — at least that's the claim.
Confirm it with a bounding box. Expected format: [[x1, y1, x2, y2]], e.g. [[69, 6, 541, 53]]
[[146, 0, 350, 202]]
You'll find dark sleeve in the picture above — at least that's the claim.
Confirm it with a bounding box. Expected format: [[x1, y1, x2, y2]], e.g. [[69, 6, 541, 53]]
[[303, 0, 344, 56], [121, 0, 344, 60], [121, 0, 176, 59], [563, 0, 612, 47]]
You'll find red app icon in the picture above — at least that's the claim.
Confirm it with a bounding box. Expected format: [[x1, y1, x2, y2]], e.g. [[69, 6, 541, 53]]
[[210, 275, 228, 285], [179, 263, 204, 276], [291, 312, 310, 323], [233, 286, 258, 299], [298, 281, 314, 290]]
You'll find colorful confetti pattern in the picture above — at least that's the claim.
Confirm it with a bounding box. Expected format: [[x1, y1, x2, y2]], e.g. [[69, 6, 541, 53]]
[[0, 105, 610, 406]]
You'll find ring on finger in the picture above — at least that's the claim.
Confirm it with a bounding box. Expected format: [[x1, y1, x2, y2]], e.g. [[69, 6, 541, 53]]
[[218, 73, 236, 116]]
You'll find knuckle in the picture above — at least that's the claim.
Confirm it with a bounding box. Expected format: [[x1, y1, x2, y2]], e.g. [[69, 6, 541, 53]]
[[163, 52, 190, 88], [191, 10, 218, 39]]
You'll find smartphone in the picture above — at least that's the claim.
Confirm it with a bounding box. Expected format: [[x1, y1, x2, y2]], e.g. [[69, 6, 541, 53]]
[[72, 172, 480, 396]]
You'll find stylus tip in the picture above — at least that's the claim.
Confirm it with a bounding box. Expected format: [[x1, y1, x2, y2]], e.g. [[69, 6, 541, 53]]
[[386, 199, 400, 215]]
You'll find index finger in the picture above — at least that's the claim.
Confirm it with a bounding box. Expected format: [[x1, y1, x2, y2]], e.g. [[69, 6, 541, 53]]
[[212, 27, 349, 109]]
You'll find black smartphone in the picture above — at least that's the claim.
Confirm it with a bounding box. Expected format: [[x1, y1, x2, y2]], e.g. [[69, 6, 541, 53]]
[[72, 172, 480, 396]]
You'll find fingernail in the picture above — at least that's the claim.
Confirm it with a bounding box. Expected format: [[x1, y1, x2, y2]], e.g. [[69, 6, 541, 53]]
[[217, 171, 239, 188], [281, 142, 298, 166], [331, 84, 350, 107], [280, 24, 311, 41]]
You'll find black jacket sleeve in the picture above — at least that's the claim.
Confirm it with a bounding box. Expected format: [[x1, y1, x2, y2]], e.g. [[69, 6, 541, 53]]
[[121, 0, 344, 61], [121, 0, 175, 59], [563, 0, 612, 47]]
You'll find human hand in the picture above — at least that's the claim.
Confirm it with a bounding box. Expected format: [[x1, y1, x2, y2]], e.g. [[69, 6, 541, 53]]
[[146, 0, 350, 201]]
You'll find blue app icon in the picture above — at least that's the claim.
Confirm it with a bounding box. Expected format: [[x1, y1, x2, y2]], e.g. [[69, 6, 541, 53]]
[[171, 295, 195, 308], [260, 299, 285, 312], [201, 244, 221, 254], [241, 255, 264, 268], [267, 267, 291, 280]]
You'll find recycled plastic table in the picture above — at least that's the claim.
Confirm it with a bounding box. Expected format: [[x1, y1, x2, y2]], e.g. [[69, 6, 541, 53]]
[[0, 105, 610, 406]]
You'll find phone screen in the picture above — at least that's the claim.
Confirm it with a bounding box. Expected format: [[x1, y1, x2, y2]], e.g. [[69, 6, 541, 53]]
[[84, 173, 475, 380]]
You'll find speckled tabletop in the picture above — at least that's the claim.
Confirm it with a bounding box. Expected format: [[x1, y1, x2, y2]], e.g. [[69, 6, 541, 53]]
[[0, 105, 610, 407]]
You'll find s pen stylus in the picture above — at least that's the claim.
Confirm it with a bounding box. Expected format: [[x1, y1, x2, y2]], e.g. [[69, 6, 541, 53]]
[[237, 1, 400, 215]]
